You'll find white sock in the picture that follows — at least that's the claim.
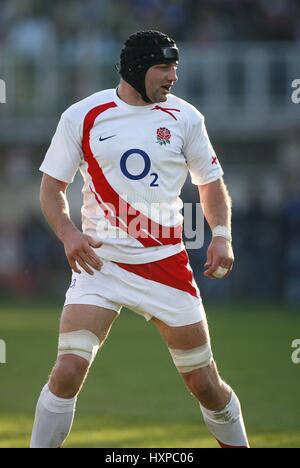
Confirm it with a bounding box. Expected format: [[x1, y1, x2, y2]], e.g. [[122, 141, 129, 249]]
[[200, 391, 249, 448], [30, 384, 77, 448]]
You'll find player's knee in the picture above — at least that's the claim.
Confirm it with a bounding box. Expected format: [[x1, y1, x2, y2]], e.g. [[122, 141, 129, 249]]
[[49, 354, 89, 398], [168, 343, 222, 401], [183, 366, 216, 400], [182, 359, 227, 405], [49, 329, 101, 398]]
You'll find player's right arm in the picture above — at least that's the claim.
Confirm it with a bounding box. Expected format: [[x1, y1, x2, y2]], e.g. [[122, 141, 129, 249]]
[[40, 173, 103, 275]]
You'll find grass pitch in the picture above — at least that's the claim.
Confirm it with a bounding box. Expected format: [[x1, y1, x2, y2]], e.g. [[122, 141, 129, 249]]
[[0, 300, 299, 448]]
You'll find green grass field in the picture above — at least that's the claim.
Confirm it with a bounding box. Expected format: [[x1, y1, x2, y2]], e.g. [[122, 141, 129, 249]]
[[0, 300, 300, 448]]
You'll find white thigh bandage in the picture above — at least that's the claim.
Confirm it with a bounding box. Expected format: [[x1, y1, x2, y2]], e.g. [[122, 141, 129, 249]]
[[169, 343, 213, 373], [58, 330, 100, 364]]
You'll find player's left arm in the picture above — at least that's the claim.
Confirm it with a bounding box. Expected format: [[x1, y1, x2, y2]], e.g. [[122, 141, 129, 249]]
[[198, 177, 234, 279]]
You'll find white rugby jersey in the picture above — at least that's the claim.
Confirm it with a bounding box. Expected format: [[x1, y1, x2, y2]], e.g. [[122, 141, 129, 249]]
[[40, 89, 223, 264]]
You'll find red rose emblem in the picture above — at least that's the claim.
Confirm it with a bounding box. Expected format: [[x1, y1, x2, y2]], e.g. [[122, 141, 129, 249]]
[[156, 127, 171, 145]]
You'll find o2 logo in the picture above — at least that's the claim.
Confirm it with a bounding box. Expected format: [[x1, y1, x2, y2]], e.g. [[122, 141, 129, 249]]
[[120, 149, 159, 187]]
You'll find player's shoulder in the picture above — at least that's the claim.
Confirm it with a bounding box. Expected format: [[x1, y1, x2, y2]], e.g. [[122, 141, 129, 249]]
[[167, 94, 205, 125], [61, 89, 116, 123]]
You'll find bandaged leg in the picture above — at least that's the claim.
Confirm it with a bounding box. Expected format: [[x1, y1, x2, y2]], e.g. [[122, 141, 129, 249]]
[[200, 391, 249, 448], [57, 330, 100, 365], [169, 344, 249, 448], [30, 330, 100, 448], [168, 343, 213, 373]]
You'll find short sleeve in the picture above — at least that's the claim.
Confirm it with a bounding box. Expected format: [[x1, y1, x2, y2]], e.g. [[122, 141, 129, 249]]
[[40, 112, 83, 183], [183, 107, 224, 186]]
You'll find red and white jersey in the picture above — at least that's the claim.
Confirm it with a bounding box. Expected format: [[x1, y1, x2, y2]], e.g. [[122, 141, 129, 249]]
[[40, 89, 223, 264]]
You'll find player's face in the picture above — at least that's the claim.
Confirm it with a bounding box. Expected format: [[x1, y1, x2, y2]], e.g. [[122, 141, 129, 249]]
[[145, 63, 178, 103]]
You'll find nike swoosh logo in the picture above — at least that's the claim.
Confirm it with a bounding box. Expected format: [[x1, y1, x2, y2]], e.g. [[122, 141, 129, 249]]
[[99, 135, 116, 141]]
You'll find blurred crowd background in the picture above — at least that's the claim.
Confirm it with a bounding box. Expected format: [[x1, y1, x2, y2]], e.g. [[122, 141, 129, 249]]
[[1, 0, 300, 48], [0, 0, 300, 304]]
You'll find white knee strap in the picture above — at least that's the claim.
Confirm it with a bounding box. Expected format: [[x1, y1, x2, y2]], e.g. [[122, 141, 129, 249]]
[[58, 330, 100, 364], [169, 343, 213, 373]]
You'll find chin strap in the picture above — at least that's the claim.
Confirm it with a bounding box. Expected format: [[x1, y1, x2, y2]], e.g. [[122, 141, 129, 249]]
[[116, 86, 152, 104]]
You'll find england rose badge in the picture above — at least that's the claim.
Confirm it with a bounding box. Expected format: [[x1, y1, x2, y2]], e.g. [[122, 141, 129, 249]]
[[156, 127, 171, 145]]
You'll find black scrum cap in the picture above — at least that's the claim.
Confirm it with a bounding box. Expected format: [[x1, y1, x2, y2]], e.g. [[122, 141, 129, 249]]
[[118, 30, 179, 102]]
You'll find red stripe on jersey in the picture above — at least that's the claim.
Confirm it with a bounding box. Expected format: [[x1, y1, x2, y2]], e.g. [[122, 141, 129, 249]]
[[82, 101, 182, 248], [114, 250, 199, 298], [152, 105, 181, 120]]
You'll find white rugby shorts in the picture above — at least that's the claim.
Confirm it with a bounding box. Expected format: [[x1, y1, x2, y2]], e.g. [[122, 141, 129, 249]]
[[64, 250, 205, 327]]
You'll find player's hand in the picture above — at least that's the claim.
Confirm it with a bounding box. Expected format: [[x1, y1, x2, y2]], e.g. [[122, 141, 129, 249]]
[[62, 228, 103, 275], [203, 237, 234, 279]]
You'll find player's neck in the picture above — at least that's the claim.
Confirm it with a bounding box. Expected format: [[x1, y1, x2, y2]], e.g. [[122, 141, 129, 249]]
[[117, 81, 150, 107]]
